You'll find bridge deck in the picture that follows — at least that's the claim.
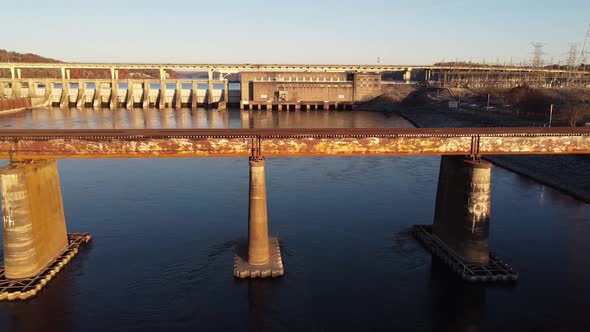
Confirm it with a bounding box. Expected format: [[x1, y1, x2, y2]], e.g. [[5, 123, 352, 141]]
[[2, 62, 589, 75], [0, 128, 588, 159]]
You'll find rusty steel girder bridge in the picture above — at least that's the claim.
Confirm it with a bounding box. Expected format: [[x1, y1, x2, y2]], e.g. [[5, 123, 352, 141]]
[[0, 127, 589, 160], [0, 127, 589, 300]]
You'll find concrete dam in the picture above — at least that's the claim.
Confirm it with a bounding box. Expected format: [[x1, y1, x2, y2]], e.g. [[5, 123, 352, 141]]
[[2, 62, 590, 111]]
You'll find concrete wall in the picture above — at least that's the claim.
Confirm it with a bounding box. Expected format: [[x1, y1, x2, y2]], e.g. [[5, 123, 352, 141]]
[[4, 73, 385, 108], [353, 73, 382, 102], [241, 71, 381, 104], [0, 97, 47, 114], [250, 81, 354, 103]]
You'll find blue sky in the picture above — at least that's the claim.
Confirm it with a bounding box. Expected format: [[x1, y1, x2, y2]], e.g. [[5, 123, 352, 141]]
[[1, 0, 589, 64]]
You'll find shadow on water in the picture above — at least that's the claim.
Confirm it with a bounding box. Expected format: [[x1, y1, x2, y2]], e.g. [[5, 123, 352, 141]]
[[429, 258, 486, 332], [244, 277, 321, 332], [389, 227, 428, 270], [0, 245, 93, 332]]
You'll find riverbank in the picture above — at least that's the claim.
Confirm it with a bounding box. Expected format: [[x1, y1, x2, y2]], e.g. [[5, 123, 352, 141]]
[[362, 92, 590, 203]]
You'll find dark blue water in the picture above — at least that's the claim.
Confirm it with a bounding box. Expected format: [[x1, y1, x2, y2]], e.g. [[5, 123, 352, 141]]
[[0, 108, 588, 332]]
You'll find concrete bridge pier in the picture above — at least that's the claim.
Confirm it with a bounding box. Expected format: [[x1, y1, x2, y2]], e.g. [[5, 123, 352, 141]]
[[234, 157, 284, 278], [59, 81, 69, 108], [224, 80, 229, 103], [12, 80, 21, 99], [76, 81, 86, 108], [425, 69, 432, 84], [158, 81, 166, 109], [207, 71, 214, 106], [27, 80, 37, 98], [404, 69, 412, 83], [432, 156, 491, 264], [110, 81, 119, 109], [247, 157, 270, 265], [0, 160, 68, 279], [45, 80, 53, 100], [93, 82, 102, 109], [174, 81, 182, 109], [142, 81, 150, 109], [191, 81, 198, 109], [126, 80, 134, 109]]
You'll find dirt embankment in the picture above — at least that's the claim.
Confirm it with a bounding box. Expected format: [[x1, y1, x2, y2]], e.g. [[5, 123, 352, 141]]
[[360, 86, 590, 203], [365, 86, 590, 126]]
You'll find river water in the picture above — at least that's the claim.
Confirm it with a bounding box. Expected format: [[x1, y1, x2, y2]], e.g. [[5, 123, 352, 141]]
[[0, 107, 588, 332]]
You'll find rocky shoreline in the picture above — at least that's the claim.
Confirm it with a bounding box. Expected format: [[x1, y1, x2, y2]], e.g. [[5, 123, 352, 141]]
[[394, 107, 590, 204]]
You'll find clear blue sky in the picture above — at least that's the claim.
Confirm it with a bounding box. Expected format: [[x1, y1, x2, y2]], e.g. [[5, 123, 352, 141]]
[[1, 0, 589, 64]]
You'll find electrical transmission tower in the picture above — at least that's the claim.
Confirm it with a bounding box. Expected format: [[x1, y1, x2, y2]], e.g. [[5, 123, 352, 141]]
[[530, 42, 546, 68], [565, 43, 580, 86], [567, 23, 590, 87], [566, 43, 579, 69]]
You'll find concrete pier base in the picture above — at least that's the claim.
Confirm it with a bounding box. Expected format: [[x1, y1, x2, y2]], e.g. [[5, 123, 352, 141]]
[[432, 156, 491, 264], [234, 237, 284, 278], [0, 233, 92, 301], [0, 160, 68, 279], [234, 157, 284, 278], [413, 225, 517, 283]]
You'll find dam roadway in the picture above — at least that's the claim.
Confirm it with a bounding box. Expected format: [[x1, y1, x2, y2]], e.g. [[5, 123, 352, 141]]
[[0, 127, 589, 160]]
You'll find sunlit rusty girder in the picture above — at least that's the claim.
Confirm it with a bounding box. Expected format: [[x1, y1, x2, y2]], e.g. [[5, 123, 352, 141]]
[[0, 128, 589, 159]]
